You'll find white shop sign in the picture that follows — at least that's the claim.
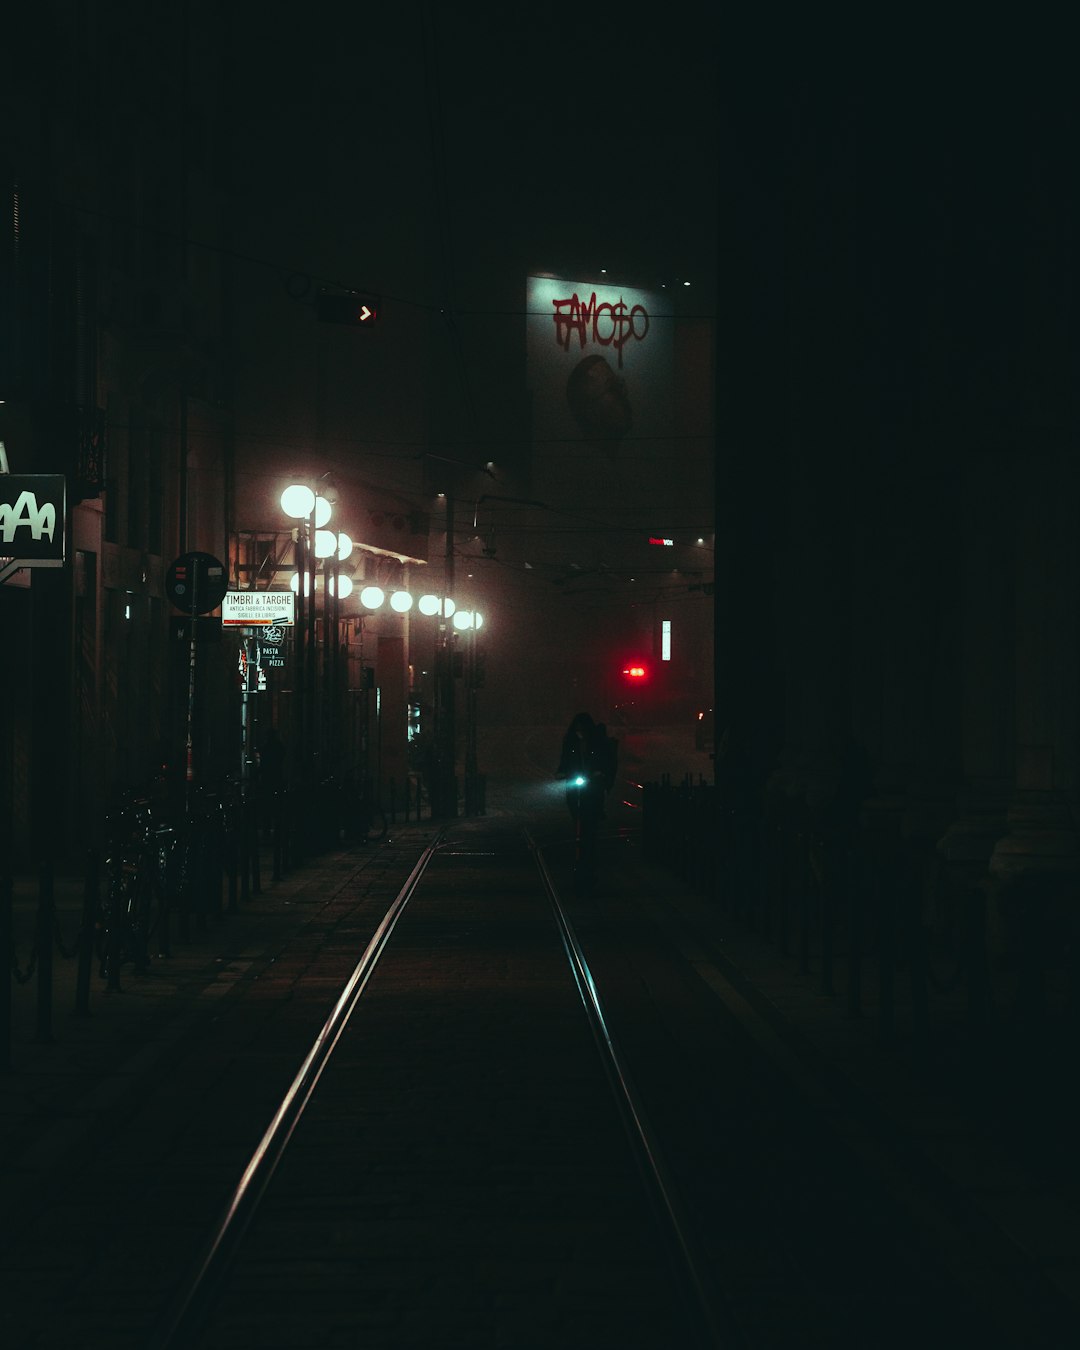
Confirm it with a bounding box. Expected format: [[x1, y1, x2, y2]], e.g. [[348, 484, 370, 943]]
[[221, 590, 295, 627]]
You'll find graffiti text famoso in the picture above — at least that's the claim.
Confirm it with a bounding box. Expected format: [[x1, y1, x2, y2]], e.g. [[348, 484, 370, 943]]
[[551, 292, 649, 368]]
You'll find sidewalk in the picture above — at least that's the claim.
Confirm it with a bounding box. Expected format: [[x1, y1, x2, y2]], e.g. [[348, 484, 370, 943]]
[[0, 831, 434, 1178], [625, 852, 1080, 1321]]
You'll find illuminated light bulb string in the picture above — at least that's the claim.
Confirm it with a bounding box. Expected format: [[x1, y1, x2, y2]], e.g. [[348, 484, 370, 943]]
[[281, 485, 483, 629], [358, 586, 484, 631]]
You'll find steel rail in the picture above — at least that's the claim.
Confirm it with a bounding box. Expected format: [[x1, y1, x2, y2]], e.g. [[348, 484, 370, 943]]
[[528, 829, 734, 1348], [149, 834, 443, 1349]]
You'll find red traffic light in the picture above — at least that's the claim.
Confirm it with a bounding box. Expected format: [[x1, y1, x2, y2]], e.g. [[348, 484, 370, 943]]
[[622, 661, 648, 680]]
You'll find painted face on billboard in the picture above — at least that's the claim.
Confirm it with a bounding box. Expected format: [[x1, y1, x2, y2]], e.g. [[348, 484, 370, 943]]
[[566, 354, 632, 441]]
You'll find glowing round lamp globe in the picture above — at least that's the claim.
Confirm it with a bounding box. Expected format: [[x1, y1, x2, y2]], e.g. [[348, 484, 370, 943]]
[[474, 613, 484, 630], [336, 532, 354, 561], [314, 497, 332, 528], [453, 611, 473, 631], [281, 484, 315, 519], [329, 575, 353, 599], [441, 597, 456, 618], [289, 572, 311, 596], [418, 594, 440, 616], [360, 586, 385, 609], [314, 529, 338, 559], [390, 591, 413, 613]]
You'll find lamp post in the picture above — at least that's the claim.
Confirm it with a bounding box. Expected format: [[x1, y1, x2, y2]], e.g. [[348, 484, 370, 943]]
[[358, 586, 483, 820], [281, 482, 333, 853], [454, 608, 483, 816], [433, 492, 457, 819], [317, 529, 353, 819]]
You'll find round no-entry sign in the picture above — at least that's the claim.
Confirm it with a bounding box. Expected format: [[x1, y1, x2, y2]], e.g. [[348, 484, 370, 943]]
[[166, 551, 228, 615]]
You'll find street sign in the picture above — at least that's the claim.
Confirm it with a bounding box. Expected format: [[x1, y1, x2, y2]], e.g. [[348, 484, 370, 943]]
[[256, 641, 286, 669], [221, 590, 295, 628], [0, 473, 67, 582], [166, 552, 228, 615]]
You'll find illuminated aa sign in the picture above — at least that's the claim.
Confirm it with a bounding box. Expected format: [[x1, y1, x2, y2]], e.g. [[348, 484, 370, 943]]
[[0, 474, 66, 572]]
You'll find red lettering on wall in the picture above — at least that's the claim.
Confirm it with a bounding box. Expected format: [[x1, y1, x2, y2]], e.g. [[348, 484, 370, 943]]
[[551, 292, 649, 368]]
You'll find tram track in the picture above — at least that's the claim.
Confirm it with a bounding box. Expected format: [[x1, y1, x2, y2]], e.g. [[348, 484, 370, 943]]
[[151, 822, 726, 1349], [151, 834, 446, 1348]]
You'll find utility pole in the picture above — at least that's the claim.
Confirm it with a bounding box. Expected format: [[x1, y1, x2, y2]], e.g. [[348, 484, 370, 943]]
[[433, 491, 457, 818]]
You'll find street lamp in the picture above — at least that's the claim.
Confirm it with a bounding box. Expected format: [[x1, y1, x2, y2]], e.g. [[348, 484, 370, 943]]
[[347, 575, 488, 819], [280, 485, 316, 818], [280, 480, 344, 850]]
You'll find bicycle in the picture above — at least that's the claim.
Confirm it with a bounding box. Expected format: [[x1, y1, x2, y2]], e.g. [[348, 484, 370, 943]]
[[564, 770, 605, 896], [98, 796, 176, 985]]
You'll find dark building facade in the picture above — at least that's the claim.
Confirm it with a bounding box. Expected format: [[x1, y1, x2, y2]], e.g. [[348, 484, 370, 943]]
[[716, 72, 1080, 1004], [2, 3, 234, 866]]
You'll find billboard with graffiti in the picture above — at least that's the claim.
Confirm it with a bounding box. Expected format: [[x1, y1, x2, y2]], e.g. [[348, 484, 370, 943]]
[[526, 275, 673, 513]]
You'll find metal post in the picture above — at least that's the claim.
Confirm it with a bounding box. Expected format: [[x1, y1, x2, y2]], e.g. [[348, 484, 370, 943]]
[[184, 558, 200, 820], [35, 862, 53, 1044], [30, 560, 65, 1043], [293, 524, 306, 860], [74, 847, 97, 1015], [239, 633, 255, 905], [434, 492, 456, 818], [0, 867, 12, 1070], [330, 554, 341, 840], [306, 508, 317, 786], [0, 651, 12, 1069], [464, 626, 479, 815]]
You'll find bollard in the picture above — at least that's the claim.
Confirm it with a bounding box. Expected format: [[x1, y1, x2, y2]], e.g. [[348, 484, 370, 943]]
[[272, 791, 284, 882], [75, 848, 98, 1016], [202, 797, 223, 920], [35, 861, 54, 1044], [239, 800, 250, 905], [104, 855, 123, 992], [173, 828, 189, 942], [250, 805, 262, 895], [195, 826, 209, 934], [227, 816, 239, 914], [158, 840, 172, 961]]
